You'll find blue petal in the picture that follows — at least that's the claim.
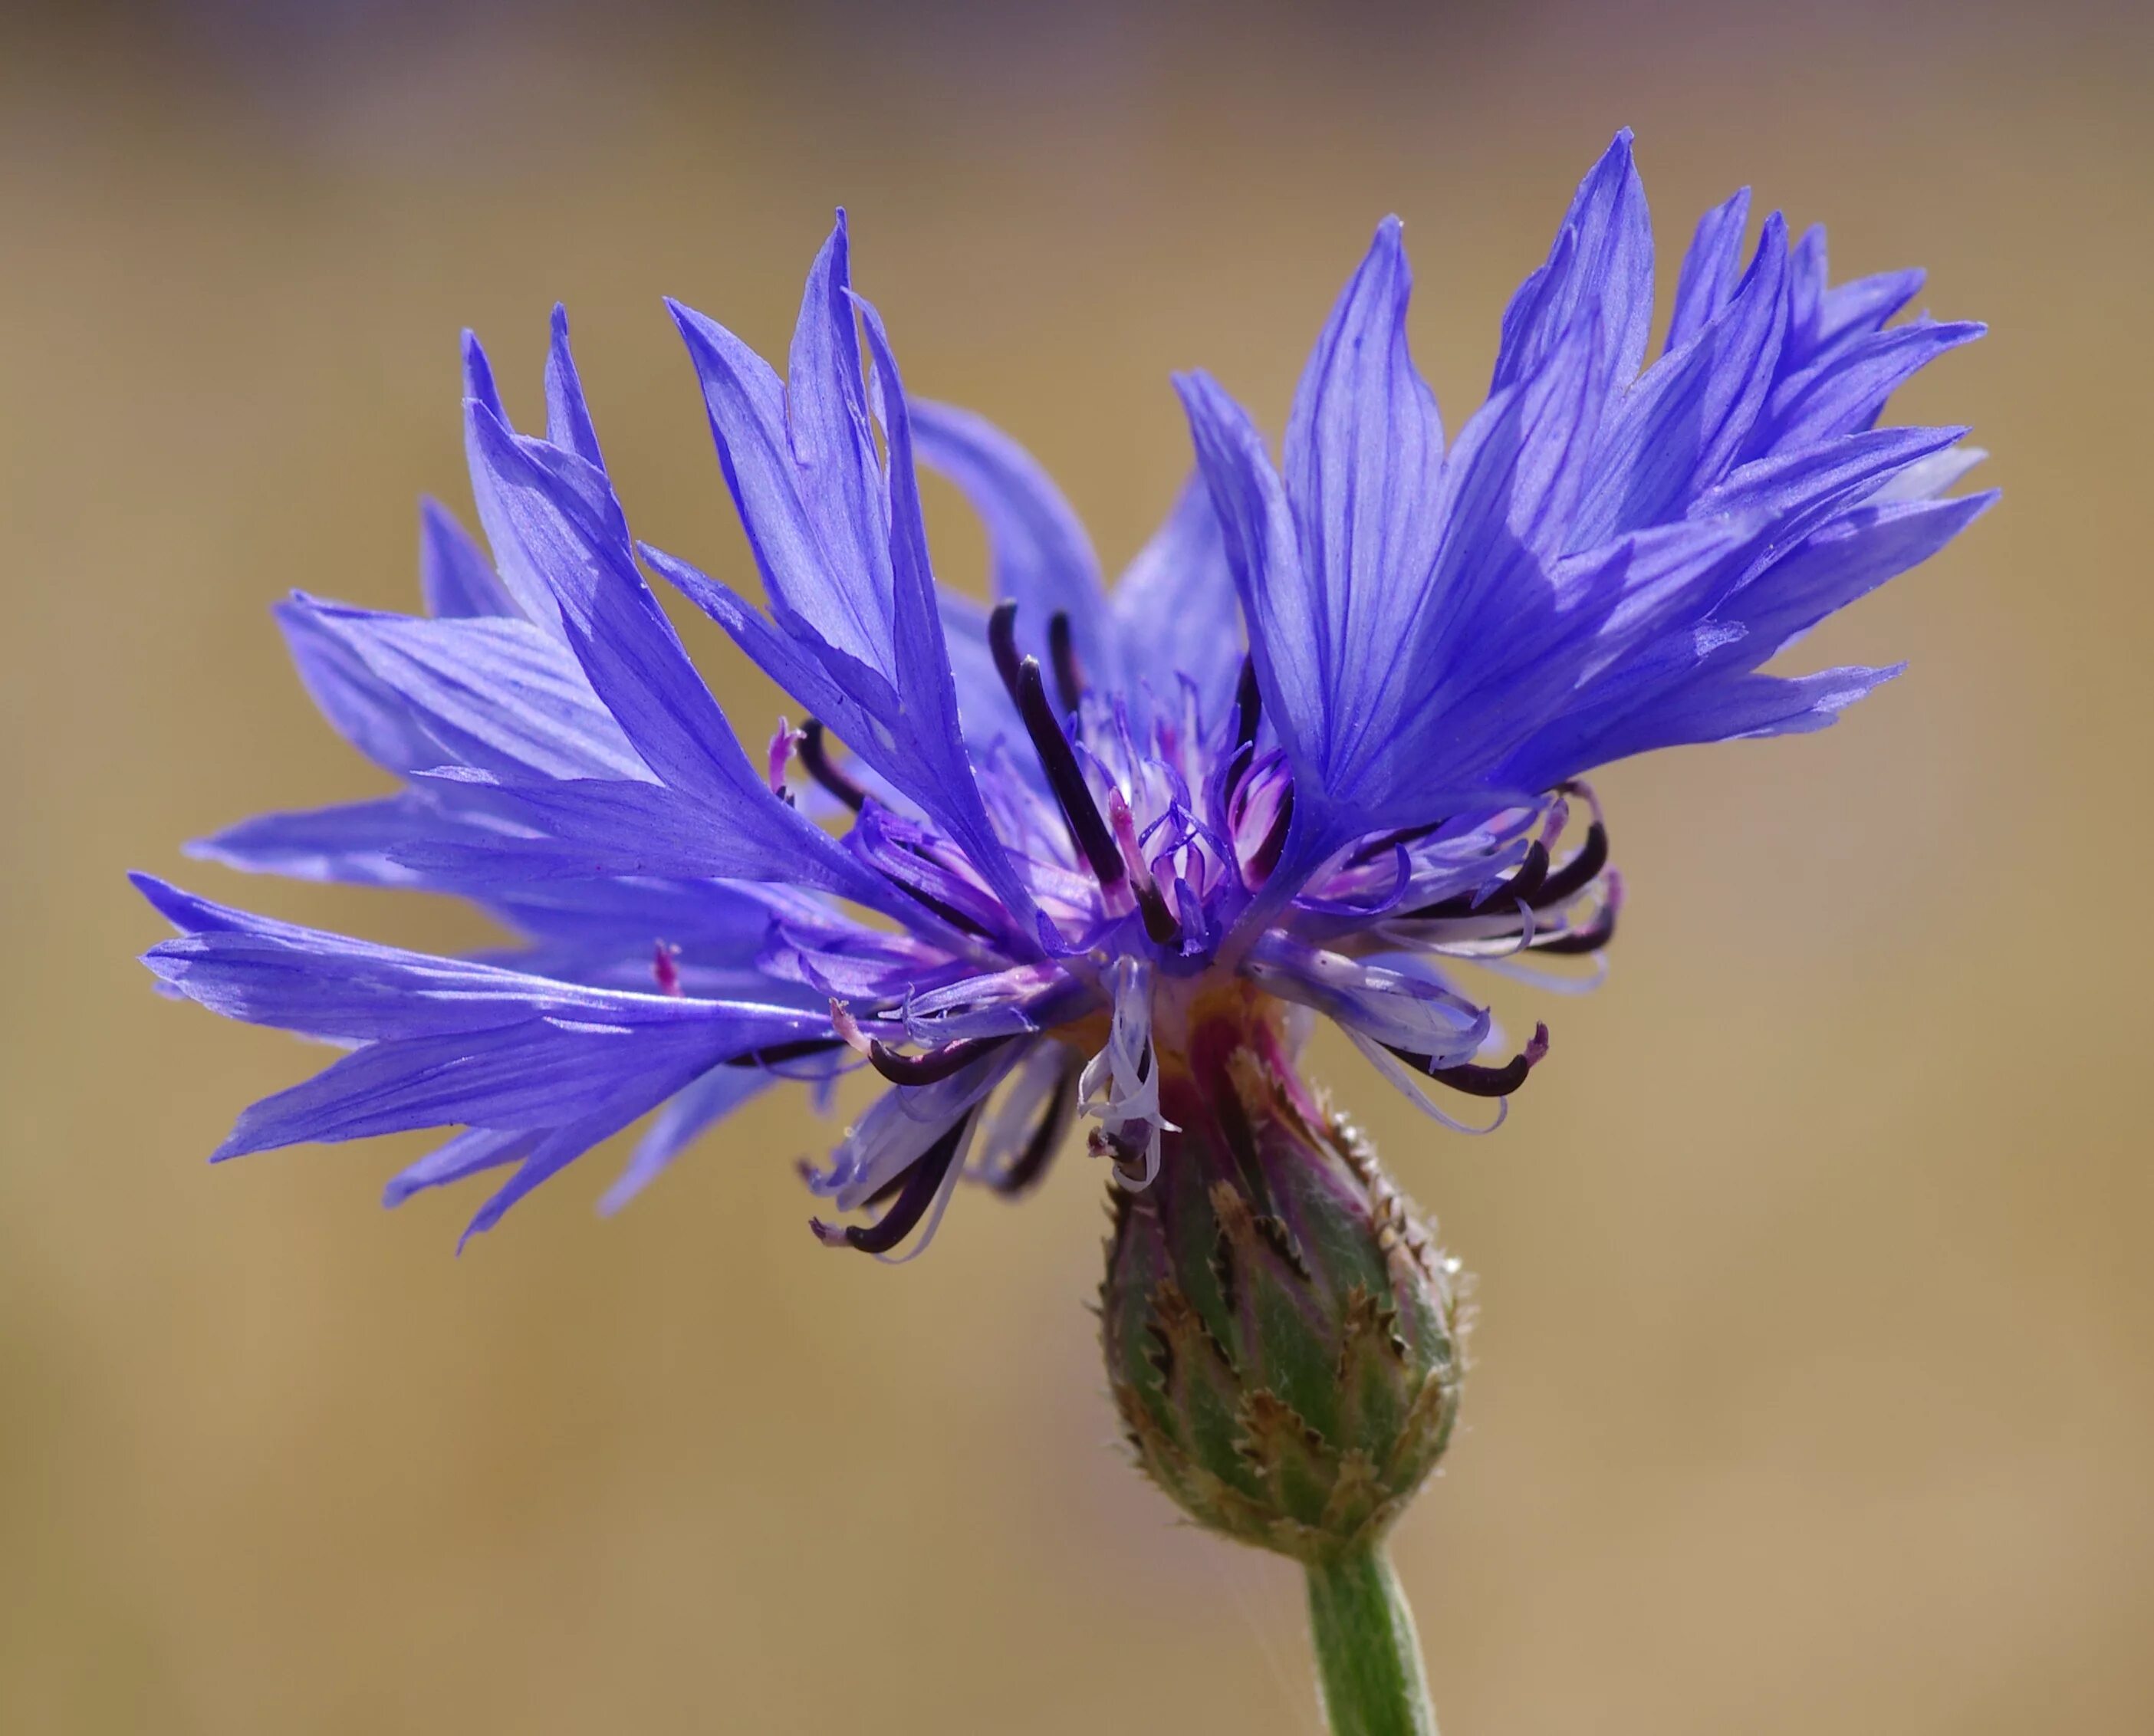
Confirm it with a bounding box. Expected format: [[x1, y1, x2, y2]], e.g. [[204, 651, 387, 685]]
[[1311, 317, 1609, 813], [597, 1064, 775, 1215], [1109, 474, 1244, 726], [383, 1127, 536, 1207], [936, 591, 1030, 762], [419, 498, 520, 620], [460, 331, 564, 634], [659, 256, 1041, 942], [206, 1008, 800, 1160], [461, 399, 733, 801], [1722, 491, 1996, 658], [1574, 211, 1790, 541], [788, 216, 901, 649], [1664, 188, 1751, 356], [1794, 266, 1928, 374], [1784, 222, 1829, 356], [275, 597, 648, 781], [191, 793, 473, 887], [459, 359, 886, 906], [386, 770, 896, 908], [1281, 215, 1446, 780], [541, 304, 606, 468], [1748, 317, 1985, 454], [1245, 932, 1488, 1065], [666, 288, 893, 675], [1173, 370, 1318, 773], [459, 1074, 716, 1248], [1691, 425, 1967, 533], [135, 873, 814, 1044], [909, 396, 1116, 686], [484, 874, 814, 957], [851, 294, 1041, 933], [1204, 292, 1605, 853], [1575, 663, 1903, 767], [1485, 515, 1777, 787], [276, 598, 446, 775], [1492, 129, 1654, 397]]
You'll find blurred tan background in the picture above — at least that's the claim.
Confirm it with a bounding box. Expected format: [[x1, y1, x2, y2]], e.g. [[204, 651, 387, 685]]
[[4, 1, 2149, 1730]]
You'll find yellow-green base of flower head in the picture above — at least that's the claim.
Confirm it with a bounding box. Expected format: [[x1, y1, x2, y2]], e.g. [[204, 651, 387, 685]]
[[1100, 987, 1464, 1565]]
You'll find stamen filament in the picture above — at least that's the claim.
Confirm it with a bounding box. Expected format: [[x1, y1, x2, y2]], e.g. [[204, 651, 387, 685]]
[[866, 1034, 1013, 1087], [1531, 903, 1616, 953], [797, 718, 867, 813], [726, 1036, 847, 1068], [992, 1064, 1079, 1197], [1232, 656, 1261, 756], [1392, 1022, 1550, 1097], [1009, 653, 1128, 889], [1047, 610, 1085, 715], [1109, 787, 1184, 948], [1224, 656, 1261, 807], [814, 1112, 974, 1254], [1406, 838, 1547, 921], [1247, 785, 1294, 884], [1475, 840, 1549, 910], [988, 598, 1024, 696], [1531, 821, 1609, 909]]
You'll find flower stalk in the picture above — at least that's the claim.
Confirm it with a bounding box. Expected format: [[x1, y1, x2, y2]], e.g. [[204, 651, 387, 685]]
[[1307, 1544, 1438, 1736]]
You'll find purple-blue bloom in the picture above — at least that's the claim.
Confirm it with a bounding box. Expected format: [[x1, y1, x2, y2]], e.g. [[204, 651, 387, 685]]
[[137, 131, 1990, 1254]]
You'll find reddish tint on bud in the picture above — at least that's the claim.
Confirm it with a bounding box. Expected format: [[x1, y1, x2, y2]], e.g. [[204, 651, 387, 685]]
[[1100, 982, 1465, 1564]]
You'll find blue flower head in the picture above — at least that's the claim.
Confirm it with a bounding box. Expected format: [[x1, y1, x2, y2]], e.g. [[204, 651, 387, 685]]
[[137, 132, 1991, 1255]]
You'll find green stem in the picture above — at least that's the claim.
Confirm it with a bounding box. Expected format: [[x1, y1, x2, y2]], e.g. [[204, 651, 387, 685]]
[[1304, 1545, 1438, 1736]]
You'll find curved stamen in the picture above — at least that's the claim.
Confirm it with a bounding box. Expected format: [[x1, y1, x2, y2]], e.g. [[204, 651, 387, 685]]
[[1109, 787, 1184, 948], [1047, 610, 1084, 715], [797, 718, 868, 813], [1531, 821, 1609, 909], [1349, 816, 1449, 866], [890, 878, 995, 940], [988, 597, 1024, 696], [1008, 653, 1127, 890], [1406, 839, 1546, 921], [866, 1034, 1014, 1087], [1474, 840, 1548, 910], [991, 1064, 1080, 1197], [1224, 656, 1261, 808], [726, 1036, 848, 1068], [1135, 884, 1182, 946], [1232, 655, 1261, 755], [1531, 902, 1617, 954], [1392, 1022, 1550, 1097], [1246, 785, 1294, 884], [814, 1112, 974, 1254]]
